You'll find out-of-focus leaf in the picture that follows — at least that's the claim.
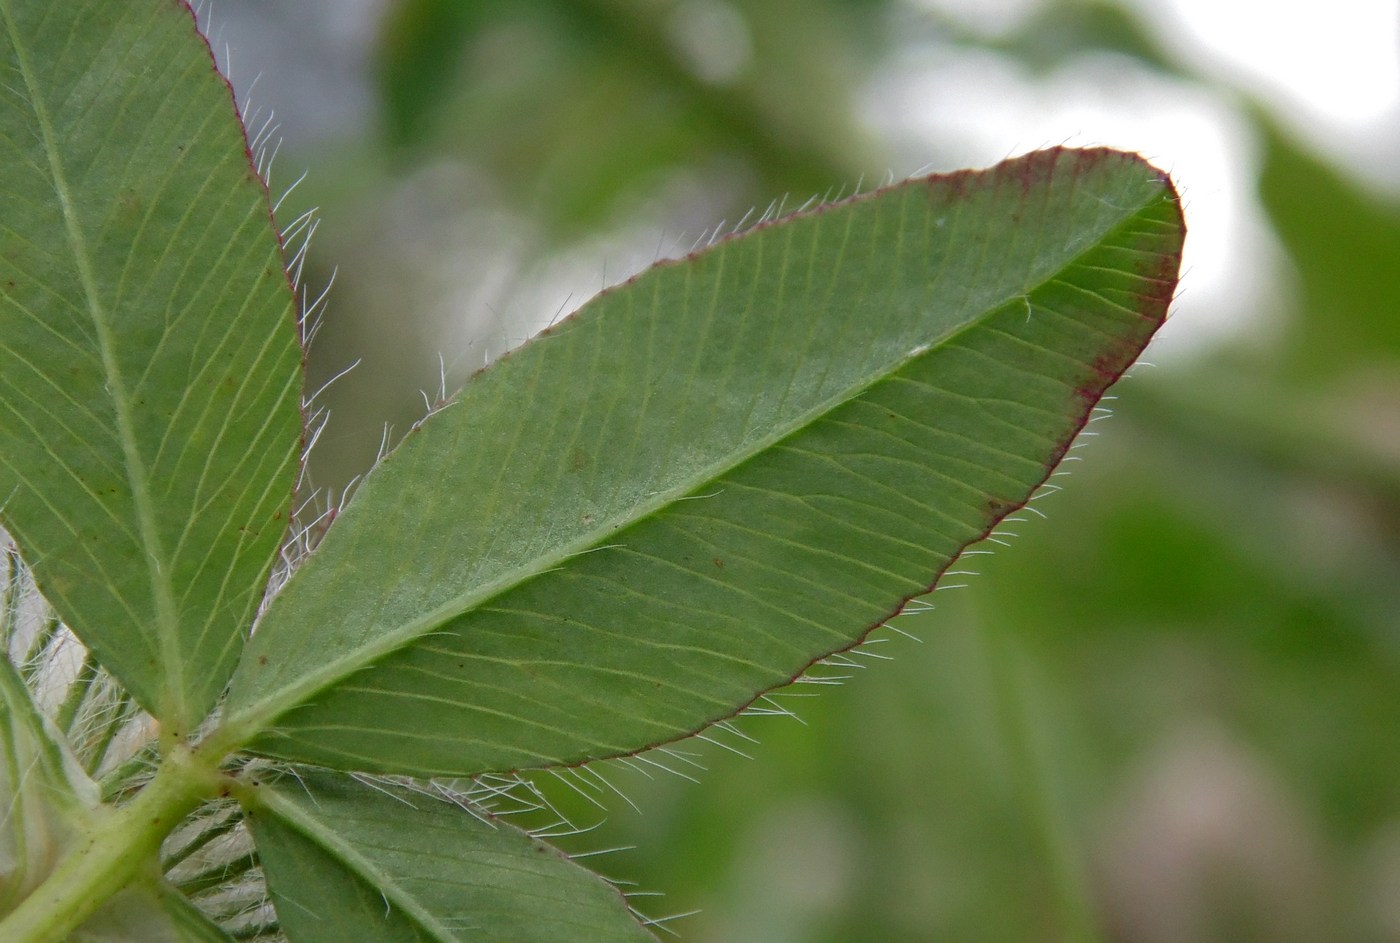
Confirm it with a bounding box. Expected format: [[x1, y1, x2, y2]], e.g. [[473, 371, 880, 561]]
[[0, 0, 303, 730], [377, 0, 874, 234], [244, 768, 655, 943], [1255, 114, 1400, 373], [378, 0, 490, 148], [989, 0, 1175, 74], [224, 148, 1183, 777]]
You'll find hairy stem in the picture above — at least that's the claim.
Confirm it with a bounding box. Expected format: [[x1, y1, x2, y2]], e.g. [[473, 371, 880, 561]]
[[0, 745, 224, 943]]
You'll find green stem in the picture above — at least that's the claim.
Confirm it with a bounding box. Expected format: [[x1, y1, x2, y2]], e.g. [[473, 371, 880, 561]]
[[0, 745, 224, 943]]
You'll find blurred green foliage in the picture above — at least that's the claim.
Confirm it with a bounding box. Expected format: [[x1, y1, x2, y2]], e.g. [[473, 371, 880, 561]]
[[277, 0, 1400, 939], [378, 0, 879, 236]]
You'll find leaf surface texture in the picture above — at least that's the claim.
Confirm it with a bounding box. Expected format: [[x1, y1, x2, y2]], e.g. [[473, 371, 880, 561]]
[[0, 0, 302, 728], [246, 769, 656, 943], [228, 148, 1183, 775]]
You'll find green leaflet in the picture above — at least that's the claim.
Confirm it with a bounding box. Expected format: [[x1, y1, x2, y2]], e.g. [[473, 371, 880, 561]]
[[244, 769, 655, 943], [0, 0, 303, 730], [68, 884, 235, 943], [0, 1, 1193, 936], [144, 883, 239, 943], [225, 147, 1183, 776]]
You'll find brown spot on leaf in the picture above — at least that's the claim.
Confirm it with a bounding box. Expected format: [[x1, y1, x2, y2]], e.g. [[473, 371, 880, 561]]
[[986, 496, 1015, 519]]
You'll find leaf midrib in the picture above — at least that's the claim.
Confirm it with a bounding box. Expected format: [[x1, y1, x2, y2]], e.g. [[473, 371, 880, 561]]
[[0, 4, 187, 726], [257, 788, 464, 942], [225, 180, 1161, 746]]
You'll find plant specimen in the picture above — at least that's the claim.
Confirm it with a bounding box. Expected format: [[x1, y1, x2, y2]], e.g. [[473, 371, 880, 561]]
[[0, 2, 1183, 940]]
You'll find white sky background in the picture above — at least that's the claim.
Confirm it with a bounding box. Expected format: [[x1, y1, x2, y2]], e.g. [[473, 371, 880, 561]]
[[1134, 0, 1400, 165], [212, 0, 1400, 364]]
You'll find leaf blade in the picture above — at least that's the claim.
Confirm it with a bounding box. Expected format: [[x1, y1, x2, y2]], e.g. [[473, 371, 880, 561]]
[[244, 769, 656, 943], [65, 883, 237, 943], [0, 0, 303, 729], [228, 148, 1182, 775]]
